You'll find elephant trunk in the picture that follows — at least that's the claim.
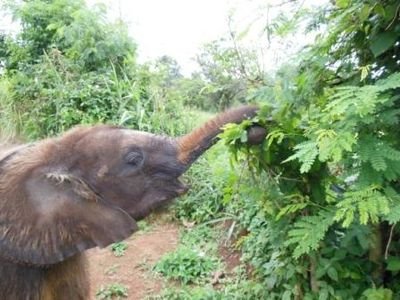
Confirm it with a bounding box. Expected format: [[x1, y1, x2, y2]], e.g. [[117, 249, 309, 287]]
[[177, 105, 259, 166]]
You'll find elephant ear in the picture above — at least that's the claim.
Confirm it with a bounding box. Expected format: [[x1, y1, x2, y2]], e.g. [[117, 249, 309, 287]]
[[0, 171, 138, 266]]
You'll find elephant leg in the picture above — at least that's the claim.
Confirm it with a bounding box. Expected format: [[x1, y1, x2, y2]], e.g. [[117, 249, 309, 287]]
[[42, 254, 90, 300]]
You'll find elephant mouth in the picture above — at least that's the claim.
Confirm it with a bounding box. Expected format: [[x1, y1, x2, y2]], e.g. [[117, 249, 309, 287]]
[[158, 179, 189, 203], [131, 178, 190, 220], [174, 179, 190, 196], [155, 179, 190, 210]]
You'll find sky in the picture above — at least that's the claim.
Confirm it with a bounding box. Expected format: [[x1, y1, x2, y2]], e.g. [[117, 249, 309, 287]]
[[1, 0, 327, 75], [87, 0, 329, 75], [86, 0, 261, 74], [87, 0, 321, 75], [106, 0, 232, 72]]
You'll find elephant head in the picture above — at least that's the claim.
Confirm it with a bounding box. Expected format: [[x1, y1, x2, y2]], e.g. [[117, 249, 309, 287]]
[[0, 105, 264, 266]]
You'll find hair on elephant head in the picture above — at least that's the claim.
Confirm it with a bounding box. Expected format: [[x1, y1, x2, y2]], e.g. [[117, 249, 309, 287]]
[[0, 105, 265, 299]]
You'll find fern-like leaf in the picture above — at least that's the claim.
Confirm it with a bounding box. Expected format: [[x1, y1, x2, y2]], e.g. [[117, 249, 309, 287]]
[[384, 187, 400, 224], [385, 203, 400, 225], [326, 72, 400, 119], [283, 141, 318, 173], [317, 131, 355, 162], [276, 202, 308, 221], [334, 186, 390, 227], [285, 210, 335, 259], [357, 135, 400, 173]]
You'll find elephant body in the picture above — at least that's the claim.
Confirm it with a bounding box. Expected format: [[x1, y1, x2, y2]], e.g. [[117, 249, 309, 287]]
[[0, 255, 88, 300], [0, 106, 264, 299]]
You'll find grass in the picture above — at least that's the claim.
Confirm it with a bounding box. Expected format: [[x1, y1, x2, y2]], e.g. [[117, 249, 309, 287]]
[[96, 283, 129, 300], [153, 245, 219, 285], [110, 242, 128, 257], [137, 220, 153, 233], [148, 266, 267, 300]]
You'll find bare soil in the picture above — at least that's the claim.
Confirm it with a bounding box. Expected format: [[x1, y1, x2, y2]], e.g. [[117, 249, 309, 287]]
[[87, 216, 245, 300], [87, 222, 179, 300]]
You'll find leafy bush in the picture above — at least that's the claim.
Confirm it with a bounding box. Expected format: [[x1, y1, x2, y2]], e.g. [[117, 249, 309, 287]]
[[149, 266, 268, 300], [180, 225, 217, 248], [173, 143, 235, 223], [96, 283, 128, 300], [147, 280, 267, 300], [0, 0, 190, 140], [110, 242, 128, 257], [211, 0, 400, 297], [153, 246, 219, 284]]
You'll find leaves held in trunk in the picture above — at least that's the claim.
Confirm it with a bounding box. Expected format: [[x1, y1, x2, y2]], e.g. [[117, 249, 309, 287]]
[[246, 126, 267, 145], [177, 105, 260, 164]]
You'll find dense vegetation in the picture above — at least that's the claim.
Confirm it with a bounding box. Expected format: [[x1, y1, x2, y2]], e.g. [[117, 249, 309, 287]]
[[1, 0, 400, 299]]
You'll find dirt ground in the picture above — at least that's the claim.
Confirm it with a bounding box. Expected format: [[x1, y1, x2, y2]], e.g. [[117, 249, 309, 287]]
[[87, 222, 179, 300]]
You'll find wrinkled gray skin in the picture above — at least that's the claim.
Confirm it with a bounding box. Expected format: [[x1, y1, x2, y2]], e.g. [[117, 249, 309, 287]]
[[0, 105, 264, 299]]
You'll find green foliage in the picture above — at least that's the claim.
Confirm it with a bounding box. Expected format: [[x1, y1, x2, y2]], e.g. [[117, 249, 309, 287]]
[[179, 225, 217, 250], [324, 73, 400, 119], [153, 246, 219, 284], [110, 242, 128, 257], [96, 283, 128, 300], [334, 186, 390, 227], [0, 77, 15, 139], [2, 0, 135, 72], [193, 37, 265, 110], [137, 220, 153, 233], [173, 143, 232, 223], [386, 256, 400, 272], [204, 0, 400, 298], [0, 0, 191, 139], [283, 141, 319, 173], [385, 202, 400, 225], [148, 279, 268, 300], [153, 224, 221, 288], [362, 288, 393, 300], [2, 0, 400, 298], [285, 210, 335, 259]]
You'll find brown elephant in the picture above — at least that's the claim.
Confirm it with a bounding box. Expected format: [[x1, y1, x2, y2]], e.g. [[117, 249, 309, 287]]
[[0, 105, 264, 299]]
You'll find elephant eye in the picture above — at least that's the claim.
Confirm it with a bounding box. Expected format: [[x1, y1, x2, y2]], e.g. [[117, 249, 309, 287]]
[[125, 151, 144, 167]]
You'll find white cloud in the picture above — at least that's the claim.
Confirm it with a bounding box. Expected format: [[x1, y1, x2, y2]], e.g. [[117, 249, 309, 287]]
[[87, 0, 328, 75], [87, 0, 232, 75], [1, 0, 329, 75]]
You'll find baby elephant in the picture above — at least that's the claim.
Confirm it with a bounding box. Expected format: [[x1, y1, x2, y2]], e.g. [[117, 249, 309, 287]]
[[0, 105, 264, 299]]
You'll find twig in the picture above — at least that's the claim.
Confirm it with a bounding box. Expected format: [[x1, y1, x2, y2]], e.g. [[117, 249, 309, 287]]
[[385, 3, 400, 30], [384, 223, 396, 260]]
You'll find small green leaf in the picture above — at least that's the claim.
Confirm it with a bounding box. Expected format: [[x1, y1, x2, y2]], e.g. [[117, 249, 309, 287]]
[[374, 4, 386, 17], [283, 141, 319, 173], [282, 290, 292, 300], [363, 288, 393, 300], [336, 0, 349, 9], [370, 31, 399, 57], [359, 5, 371, 22], [240, 130, 248, 143], [360, 65, 370, 81], [387, 257, 400, 272], [327, 267, 339, 281], [319, 288, 329, 300]]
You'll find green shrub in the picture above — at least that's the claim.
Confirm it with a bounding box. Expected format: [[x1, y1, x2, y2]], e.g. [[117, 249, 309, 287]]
[[96, 283, 128, 300], [173, 143, 235, 223], [110, 242, 128, 257], [154, 246, 219, 284], [180, 225, 216, 248], [148, 276, 268, 300], [0, 0, 190, 140]]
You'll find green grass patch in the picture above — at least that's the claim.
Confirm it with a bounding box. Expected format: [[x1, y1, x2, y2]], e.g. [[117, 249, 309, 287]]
[[153, 245, 219, 284], [110, 242, 128, 257], [96, 283, 128, 299]]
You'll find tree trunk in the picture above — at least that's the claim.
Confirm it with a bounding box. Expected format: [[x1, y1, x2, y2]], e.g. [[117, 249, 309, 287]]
[[369, 223, 383, 285]]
